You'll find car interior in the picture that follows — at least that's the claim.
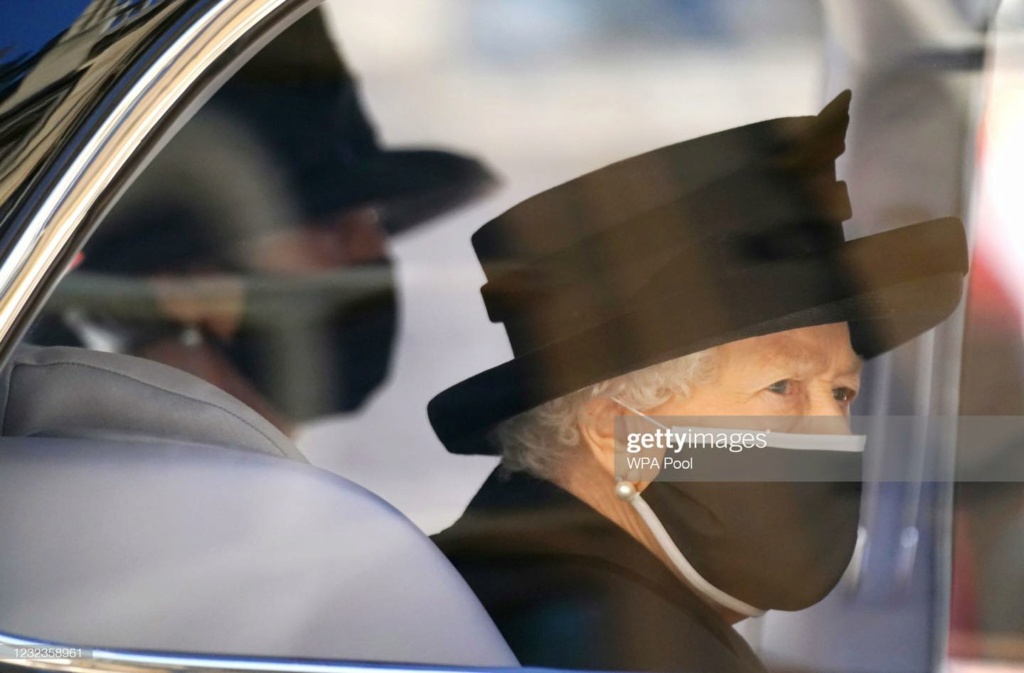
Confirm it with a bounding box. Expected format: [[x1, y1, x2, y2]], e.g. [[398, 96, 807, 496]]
[[0, 346, 516, 665]]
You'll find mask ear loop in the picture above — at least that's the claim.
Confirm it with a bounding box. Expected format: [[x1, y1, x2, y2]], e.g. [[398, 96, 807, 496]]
[[610, 397, 767, 619]]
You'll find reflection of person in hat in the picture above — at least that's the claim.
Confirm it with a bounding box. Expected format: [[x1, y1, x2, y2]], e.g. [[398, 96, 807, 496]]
[[32, 9, 496, 434], [429, 91, 968, 673]]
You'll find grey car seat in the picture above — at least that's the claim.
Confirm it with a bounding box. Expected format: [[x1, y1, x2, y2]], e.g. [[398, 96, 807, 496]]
[[0, 346, 517, 666]]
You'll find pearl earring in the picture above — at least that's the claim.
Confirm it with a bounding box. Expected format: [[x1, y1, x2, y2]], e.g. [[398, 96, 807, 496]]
[[614, 481, 637, 501]]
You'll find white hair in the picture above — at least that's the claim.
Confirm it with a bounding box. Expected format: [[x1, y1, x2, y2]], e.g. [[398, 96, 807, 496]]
[[492, 348, 720, 480]]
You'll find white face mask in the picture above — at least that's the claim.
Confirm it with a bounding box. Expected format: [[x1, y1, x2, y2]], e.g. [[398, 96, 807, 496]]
[[611, 397, 865, 617]]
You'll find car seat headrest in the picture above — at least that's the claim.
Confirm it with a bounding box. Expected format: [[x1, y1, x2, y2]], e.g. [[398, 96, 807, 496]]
[[0, 345, 305, 461]]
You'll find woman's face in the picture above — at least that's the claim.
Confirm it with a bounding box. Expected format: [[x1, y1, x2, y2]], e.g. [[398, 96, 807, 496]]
[[651, 322, 863, 419]]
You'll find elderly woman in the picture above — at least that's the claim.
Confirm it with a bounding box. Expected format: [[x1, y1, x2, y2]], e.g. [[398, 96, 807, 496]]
[[429, 92, 968, 673]]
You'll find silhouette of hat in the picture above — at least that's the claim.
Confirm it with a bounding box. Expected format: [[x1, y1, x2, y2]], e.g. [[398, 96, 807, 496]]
[[428, 91, 968, 455], [211, 10, 496, 234]]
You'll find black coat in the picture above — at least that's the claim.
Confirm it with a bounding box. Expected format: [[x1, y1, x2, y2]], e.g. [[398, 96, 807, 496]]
[[433, 469, 768, 673]]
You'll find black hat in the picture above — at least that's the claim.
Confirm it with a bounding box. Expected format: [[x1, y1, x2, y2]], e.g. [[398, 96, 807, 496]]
[[428, 91, 969, 455], [210, 9, 497, 234]]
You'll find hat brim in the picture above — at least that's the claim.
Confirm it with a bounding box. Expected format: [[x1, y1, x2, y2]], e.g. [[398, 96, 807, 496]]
[[428, 217, 968, 455], [310, 149, 499, 234]]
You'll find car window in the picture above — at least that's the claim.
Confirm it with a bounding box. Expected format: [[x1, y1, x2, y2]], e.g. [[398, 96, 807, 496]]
[[9, 1, 1024, 672]]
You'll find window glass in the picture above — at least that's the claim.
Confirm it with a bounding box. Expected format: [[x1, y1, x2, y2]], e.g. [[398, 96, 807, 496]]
[[19, 1, 1024, 671]]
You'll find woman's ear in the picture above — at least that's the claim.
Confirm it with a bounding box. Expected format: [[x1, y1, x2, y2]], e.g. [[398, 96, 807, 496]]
[[578, 397, 619, 478]]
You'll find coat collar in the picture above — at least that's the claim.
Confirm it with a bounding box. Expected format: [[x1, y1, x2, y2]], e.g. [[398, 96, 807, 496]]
[[437, 467, 746, 645]]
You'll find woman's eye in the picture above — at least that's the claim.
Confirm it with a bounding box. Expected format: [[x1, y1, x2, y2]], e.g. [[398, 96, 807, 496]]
[[833, 387, 857, 404], [767, 380, 791, 395]]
